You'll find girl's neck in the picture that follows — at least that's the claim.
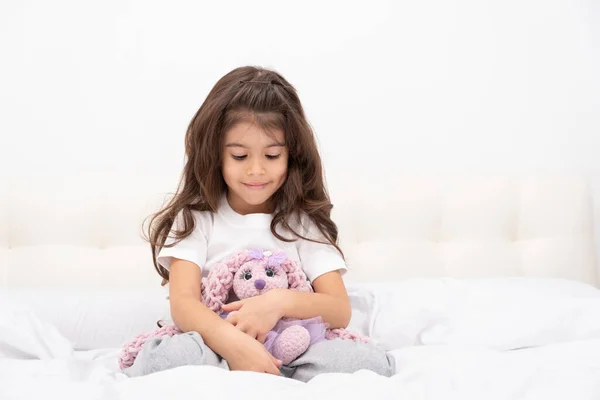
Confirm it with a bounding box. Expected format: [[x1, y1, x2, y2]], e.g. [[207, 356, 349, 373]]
[[226, 191, 275, 215]]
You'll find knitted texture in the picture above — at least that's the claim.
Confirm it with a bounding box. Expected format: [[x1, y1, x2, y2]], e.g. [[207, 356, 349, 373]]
[[118, 248, 370, 370], [201, 249, 312, 312], [271, 325, 311, 365], [118, 324, 182, 370]]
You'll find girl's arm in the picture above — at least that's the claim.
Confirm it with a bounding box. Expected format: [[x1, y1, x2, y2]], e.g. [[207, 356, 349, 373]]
[[169, 258, 282, 374], [169, 259, 243, 358], [276, 270, 351, 329], [221, 270, 351, 331]]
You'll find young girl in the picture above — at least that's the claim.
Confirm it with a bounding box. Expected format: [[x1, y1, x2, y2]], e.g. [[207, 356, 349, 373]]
[[125, 66, 395, 382]]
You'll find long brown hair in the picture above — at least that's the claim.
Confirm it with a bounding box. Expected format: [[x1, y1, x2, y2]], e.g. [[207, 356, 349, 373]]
[[144, 66, 342, 284]]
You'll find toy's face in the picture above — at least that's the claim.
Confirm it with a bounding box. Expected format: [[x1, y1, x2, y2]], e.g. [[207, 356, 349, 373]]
[[232, 260, 289, 299]]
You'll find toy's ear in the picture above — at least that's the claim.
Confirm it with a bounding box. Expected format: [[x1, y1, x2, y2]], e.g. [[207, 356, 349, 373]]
[[201, 249, 251, 311], [279, 254, 313, 293]]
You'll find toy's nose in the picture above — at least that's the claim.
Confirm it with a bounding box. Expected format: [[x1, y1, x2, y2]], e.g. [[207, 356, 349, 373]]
[[254, 279, 266, 290]]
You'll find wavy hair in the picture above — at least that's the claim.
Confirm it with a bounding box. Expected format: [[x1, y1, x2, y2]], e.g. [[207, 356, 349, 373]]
[[143, 66, 343, 284]]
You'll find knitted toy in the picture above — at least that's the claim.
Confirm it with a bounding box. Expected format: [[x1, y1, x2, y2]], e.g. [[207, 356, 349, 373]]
[[118, 248, 369, 370]]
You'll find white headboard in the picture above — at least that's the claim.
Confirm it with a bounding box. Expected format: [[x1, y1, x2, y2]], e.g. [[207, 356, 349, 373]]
[[2, 173, 597, 289]]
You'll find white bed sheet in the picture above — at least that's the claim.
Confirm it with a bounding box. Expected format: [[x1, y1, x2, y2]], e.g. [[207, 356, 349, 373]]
[[3, 278, 600, 400], [3, 340, 600, 400]]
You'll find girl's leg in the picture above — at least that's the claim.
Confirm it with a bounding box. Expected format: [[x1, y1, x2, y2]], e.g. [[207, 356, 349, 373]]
[[123, 331, 229, 377], [281, 339, 395, 383]]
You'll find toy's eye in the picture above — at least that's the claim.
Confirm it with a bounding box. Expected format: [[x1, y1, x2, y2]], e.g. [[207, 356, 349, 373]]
[[243, 271, 252, 280], [265, 268, 275, 277]]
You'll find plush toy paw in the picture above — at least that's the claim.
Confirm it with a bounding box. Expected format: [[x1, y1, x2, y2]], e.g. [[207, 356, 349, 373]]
[[271, 325, 311, 365]]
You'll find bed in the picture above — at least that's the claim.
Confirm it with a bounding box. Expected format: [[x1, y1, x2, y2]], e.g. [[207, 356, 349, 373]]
[[2, 173, 600, 399]]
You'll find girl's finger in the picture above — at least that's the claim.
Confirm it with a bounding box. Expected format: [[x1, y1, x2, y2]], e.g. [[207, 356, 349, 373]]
[[269, 353, 283, 367], [222, 301, 243, 311], [238, 323, 250, 334], [225, 313, 238, 325]]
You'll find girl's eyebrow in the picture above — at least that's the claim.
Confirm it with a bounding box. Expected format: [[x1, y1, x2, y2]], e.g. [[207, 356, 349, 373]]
[[225, 142, 285, 148]]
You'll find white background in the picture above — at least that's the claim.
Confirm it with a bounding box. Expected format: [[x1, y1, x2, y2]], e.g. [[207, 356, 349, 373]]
[[1, 0, 599, 257]]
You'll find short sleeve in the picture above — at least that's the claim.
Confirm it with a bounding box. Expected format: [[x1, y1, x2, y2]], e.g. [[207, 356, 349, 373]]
[[296, 216, 347, 282], [156, 210, 209, 272]]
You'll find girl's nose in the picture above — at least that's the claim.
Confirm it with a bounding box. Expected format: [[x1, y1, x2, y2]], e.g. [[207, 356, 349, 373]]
[[247, 160, 266, 176], [254, 279, 266, 290]]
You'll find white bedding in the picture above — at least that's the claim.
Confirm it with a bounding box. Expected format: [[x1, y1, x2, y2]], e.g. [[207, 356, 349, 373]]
[[3, 278, 600, 400]]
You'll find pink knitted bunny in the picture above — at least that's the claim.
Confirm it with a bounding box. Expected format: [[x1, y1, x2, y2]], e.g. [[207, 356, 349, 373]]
[[206, 248, 325, 365], [118, 248, 369, 370]]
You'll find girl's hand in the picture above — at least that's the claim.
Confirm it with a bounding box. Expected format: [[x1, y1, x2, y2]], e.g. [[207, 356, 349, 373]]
[[221, 289, 288, 343], [223, 328, 282, 375]]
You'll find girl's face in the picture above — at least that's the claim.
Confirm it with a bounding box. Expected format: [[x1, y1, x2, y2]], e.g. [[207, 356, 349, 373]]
[[222, 121, 288, 214]]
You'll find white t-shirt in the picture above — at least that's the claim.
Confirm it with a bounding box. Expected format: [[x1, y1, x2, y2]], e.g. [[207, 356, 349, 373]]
[[157, 195, 347, 283]]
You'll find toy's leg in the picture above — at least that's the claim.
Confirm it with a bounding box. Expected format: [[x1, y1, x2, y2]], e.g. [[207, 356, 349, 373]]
[[280, 338, 395, 383], [122, 331, 229, 377], [271, 325, 311, 365]]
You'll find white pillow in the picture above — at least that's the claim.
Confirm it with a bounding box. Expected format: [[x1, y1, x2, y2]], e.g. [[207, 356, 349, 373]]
[[348, 279, 453, 350], [356, 277, 600, 351], [0, 287, 170, 350], [418, 278, 600, 350]]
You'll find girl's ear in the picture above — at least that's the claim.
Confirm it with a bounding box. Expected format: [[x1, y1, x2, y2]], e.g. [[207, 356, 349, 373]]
[[279, 256, 312, 293], [201, 249, 251, 311]]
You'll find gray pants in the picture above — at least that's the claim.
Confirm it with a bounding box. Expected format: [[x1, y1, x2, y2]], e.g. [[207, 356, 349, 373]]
[[123, 331, 395, 382]]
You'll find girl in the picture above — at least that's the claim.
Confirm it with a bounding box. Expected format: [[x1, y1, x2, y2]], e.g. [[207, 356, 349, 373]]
[[125, 66, 395, 382]]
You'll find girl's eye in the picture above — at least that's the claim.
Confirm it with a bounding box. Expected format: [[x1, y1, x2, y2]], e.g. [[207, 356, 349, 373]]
[[265, 268, 275, 277], [243, 271, 252, 280], [266, 154, 280, 160], [232, 155, 247, 161]]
